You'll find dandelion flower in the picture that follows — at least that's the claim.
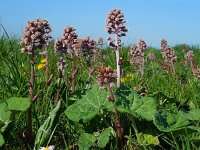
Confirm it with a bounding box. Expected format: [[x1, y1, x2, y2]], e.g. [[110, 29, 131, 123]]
[[126, 73, 134, 80], [39, 145, 55, 150], [41, 58, 47, 63], [120, 77, 127, 83], [38, 64, 45, 70]]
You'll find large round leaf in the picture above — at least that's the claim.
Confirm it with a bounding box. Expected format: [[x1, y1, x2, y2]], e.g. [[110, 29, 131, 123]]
[[6, 97, 31, 112], [65, 84, 113, 123], [153, 110, 190, 132], [116, 86, 157, 121]]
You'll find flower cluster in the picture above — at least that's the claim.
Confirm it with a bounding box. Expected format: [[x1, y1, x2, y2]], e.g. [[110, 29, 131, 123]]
[[97, 37, 103, 50], [20, 18, 52, 53], [62, 26, 78, 50], [184, 50, 194, 65], [161, 39, 168, 50], [130, 39, 147, 65], [97, 66, 117, 89], [54, 26, 78, 55], [37, 58, 47, 70], [193, 68, 200, 79], [106, 9, 128, 36], [81, 36, 96, 56], [120, 73, 134, 83], [106, 9, 128, 47], [148, 53, 155, 61], [161, 47, 177, 64]]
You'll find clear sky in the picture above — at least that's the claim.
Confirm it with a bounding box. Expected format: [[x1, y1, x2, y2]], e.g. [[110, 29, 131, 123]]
[[0, 0, 200, 48]]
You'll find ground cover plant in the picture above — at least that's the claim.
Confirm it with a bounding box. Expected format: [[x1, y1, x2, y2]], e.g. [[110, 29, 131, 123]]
[[0, 8, 200, 150]]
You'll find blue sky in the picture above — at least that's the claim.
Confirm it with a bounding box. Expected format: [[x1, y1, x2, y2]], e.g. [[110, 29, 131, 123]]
[[0, 0, 200, 47]]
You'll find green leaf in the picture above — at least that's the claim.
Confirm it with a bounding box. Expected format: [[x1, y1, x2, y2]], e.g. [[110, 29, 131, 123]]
[[97, 128, 111, 148], [6, 97, 31, 112], [116, 86, 157, 121], [78, 133, 96, 150], [34, 100, 61, 150], [0, 133, 5, 147], [138, 133, 159, 146], [187, 126, 200, 132], [180, 109, 200, 121], [0, 102, 11, 126], [78, 128, 112, 150], [65, 84, 113, 123], [153, 110, 190, 132]]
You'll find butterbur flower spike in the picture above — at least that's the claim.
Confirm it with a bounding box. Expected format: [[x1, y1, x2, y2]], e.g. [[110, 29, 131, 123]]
[[20, 18, 52, 54], [97, 66, 117, 89], [106, 8, 128, 87], [161, 39, 168, 50]]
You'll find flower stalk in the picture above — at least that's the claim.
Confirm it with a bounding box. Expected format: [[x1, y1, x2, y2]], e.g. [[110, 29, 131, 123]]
[[97, 66, 123, 148], [20, 18, 51, 147], [106, 8, 128, 87]]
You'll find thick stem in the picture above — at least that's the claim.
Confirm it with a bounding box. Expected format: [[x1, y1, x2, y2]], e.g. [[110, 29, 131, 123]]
[[28, 48, 35, 147], [115, 34, 121, 87], [87, 55, 92, 88], [141, 56, 144, 76], [71, 51, 75, 93], [107, 84, 123, 148]]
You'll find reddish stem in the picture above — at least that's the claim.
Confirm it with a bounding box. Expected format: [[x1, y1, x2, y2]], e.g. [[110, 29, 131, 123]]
[[107, 83, 123, 148], [28, 47, 34, 147]]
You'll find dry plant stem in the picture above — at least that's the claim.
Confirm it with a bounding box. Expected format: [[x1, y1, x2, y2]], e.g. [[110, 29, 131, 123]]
[[107, 83, 123, 148], [28, 47, 34, 147], [115, 34, 121, 87]]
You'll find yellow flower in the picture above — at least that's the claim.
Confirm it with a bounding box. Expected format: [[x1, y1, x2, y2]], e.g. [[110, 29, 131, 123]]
[[41, 58, 47, 63], [120, 77, 128, 83], [126, 73, 134, 80], [37, 64, 45, 70]]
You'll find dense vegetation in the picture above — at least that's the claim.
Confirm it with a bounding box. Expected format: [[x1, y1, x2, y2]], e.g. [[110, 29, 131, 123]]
[[0, 35, 200, 150]]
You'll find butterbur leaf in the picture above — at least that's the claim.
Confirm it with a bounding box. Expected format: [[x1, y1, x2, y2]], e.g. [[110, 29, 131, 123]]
[[116, 86, 157, 121], [34, 100, 61, 150], [97, 128, 112, 148], [78, 133, 96, 150], [78, 128, 112, 150], [0, 133, 5, 147], [0, 103, 11, 126], [180, 109, 200, 121], [138, 133, 160, 146], [153, 110, 190, 132], [6, 97, 31, 112], [65, 84, 113, 123]]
